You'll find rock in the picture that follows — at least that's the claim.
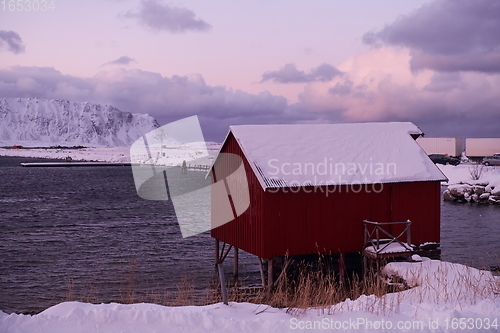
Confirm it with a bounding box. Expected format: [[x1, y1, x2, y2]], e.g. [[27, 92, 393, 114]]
[[443, 190, 455, 201], [479, 193, 490, 200], [471, 194, 479, 202], [473, 185, 485, 195]]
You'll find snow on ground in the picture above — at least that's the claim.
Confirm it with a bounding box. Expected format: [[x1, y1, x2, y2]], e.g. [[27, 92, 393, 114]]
[[437, 163, 500, 186], [1, 259, 499, 333]]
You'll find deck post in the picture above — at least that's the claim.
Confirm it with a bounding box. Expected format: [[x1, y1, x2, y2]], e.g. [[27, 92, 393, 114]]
[[233, 247, 239, 279]]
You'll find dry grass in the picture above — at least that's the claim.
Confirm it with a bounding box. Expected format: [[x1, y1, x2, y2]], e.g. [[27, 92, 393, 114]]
[[252, 267, 403, 315], [61, 256, 500, 315], [198, 259, 406, 316], [60, 259, 406, 310]]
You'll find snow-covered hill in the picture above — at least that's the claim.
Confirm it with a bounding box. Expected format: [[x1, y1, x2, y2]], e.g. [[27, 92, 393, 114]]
[[0, 98, 160, 147]]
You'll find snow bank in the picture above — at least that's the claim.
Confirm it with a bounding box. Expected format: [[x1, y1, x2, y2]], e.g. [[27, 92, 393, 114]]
[[382, 258, 499, 305], [2, 260, 499, 333], [0, 302, 293, 333]]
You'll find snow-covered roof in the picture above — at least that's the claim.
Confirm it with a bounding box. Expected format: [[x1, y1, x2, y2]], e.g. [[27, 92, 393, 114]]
[[225, 122, 447, 190]]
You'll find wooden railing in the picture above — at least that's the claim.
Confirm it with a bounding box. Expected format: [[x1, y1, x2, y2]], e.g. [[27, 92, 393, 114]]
[[363, 219, 413, 256]]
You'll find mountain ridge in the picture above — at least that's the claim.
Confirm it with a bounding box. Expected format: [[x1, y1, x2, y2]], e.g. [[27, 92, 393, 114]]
[[0, 97, 160, 147]]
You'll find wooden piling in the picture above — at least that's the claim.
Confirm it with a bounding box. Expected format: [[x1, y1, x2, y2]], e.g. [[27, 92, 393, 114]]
[[267, 258, 273, 289], [233, 247, 239, 279]]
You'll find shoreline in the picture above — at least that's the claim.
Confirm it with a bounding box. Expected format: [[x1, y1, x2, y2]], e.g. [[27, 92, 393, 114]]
[[0, 147, 131, 163]]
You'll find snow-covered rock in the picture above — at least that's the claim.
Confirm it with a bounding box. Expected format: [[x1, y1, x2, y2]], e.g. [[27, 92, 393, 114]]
[[438, 164, 500, 204], [448, 184, 473, 196], [0, 97, 159, 147]]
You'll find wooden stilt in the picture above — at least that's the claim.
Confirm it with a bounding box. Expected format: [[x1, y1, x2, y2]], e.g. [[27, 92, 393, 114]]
[[258, 258, 266, 288], [233, 247, 239, 279], [217, 263, 228, 305], [215, 238, 220, 267], [339, 253, 346, 282], [267, 258, 273, 289]]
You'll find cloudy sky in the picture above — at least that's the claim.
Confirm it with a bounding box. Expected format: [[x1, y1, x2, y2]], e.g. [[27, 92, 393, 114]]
[[1, 0, 499, 141]]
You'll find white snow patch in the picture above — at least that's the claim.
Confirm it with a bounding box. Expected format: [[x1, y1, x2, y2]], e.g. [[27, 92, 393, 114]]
[[2, 260, 499, 332]]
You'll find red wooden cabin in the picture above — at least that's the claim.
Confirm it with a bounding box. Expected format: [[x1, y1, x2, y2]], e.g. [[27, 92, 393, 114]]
[[211, 122, 446, 281]]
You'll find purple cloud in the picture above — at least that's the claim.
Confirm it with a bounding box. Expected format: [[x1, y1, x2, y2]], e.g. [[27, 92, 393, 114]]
[[0, 66, 313, 141], [261, 63, 342, 83], [124, 0, 211, 33], [363, 0, 500, 72], [328, 80, 354, 95], [0, 30, 25, 54], [106, 56, 137, 66], [2, 63, 499, 141]]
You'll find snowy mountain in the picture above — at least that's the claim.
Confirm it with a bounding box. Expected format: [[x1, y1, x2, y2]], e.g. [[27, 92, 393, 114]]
[[0, 98, 160, 147]]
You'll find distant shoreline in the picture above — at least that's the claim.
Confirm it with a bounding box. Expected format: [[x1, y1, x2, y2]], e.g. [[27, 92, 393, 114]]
[[0, 146, 131, 163]]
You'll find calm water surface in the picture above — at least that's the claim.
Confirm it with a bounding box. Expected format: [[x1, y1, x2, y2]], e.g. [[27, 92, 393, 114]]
[[0, 156, 499, 313]]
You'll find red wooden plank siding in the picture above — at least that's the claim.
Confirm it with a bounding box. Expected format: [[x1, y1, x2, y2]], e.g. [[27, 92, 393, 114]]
[[211, 133, 267, 257]]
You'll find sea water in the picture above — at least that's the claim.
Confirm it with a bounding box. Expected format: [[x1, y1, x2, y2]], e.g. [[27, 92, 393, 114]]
[[0, 156, 499, 313]]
